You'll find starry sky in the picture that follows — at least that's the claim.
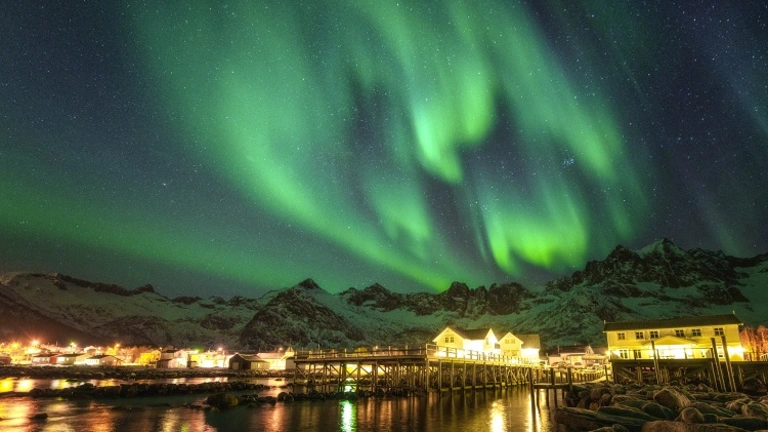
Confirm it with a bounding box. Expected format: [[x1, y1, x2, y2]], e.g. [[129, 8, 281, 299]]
[[1, 1, 767, 297]]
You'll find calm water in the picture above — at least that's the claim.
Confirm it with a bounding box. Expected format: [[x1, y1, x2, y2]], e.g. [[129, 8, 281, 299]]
[[0, 378, 566, 431]]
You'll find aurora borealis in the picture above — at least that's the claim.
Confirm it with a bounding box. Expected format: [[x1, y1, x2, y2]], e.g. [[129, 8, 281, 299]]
[[2, 1, 767, 296]]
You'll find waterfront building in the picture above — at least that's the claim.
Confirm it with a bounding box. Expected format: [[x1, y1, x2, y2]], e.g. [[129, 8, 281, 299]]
[[603, 313, 744, 360], [432, 327, 500, 356], [228, 353, 269, 370], [257, 347, 295, 370]]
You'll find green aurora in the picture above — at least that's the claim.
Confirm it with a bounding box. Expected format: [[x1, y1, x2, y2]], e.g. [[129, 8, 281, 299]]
[[1, 0, 766, 295], [133, 1, 646, 287]]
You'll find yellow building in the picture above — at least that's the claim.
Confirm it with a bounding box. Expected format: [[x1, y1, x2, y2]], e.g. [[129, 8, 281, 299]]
[[604, 313, 744, 361], [432, 327, 499, 356]]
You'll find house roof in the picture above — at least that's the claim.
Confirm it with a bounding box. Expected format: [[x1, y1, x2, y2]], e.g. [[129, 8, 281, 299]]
[[452, 327, 493, 340], [87, 355, 117, 360], [230, 353, 267, 363], [257, 350, 293, 359], [603, 314, 743, 332], [517, 333, 541, 349]]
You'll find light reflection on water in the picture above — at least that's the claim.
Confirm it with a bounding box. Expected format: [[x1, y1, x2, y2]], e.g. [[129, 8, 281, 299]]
[[0, 382, 565, 432]]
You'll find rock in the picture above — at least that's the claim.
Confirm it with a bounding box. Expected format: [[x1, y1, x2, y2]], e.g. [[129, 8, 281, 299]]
[[742, 403, 768, 421], [742, 379, 767, 395], [643, 402, 677, 420], [206, 393, 239, 409], [617, 398, 653, 411], [727, 400, 750, 413], [690, 401, 735, 418], [719, 416, 768, 430], [654, 388, 692, 412], [641, 420, 750, 431], [597, 405, 658, 422], [676, 407, 705, 423], [555, 407, 647, 432]]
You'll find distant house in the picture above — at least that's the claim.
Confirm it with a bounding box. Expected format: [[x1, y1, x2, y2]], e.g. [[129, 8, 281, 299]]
[[229, 353, 269, 371], [157, 349, 188, 368], [257, 347, 296, 370], [56, 353, 90, 366], [138, 349, 161, 366], [603, 313, 744, 361], [432, 327, 500, 355], [31, 353, 59, 365], [84, 354, 121, 366], [548, 345, 594, 367], [188, 350, 230, 368]]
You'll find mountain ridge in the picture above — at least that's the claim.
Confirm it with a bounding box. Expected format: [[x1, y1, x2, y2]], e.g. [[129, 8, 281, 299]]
[[1, 238, 767, 351]]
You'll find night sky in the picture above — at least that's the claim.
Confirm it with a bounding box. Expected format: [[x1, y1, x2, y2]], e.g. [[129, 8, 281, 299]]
[[2, 1, 767, 297]]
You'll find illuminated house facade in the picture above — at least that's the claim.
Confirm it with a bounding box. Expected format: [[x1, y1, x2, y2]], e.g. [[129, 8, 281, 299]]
[[604, 314, 744, 361], [257, 347, 295, 370], [433, 327, 500, 355], [517, 334, 542, 362]]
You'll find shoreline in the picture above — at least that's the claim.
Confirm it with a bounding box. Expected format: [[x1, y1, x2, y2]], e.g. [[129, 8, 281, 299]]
[[0, 365, 289, 381]]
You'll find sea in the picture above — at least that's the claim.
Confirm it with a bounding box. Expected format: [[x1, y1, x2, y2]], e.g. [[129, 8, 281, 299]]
[[0, 377, 566, 431]]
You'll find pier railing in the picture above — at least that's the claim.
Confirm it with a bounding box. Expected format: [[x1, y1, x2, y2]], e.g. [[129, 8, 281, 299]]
[[295, 344, 541, 365]]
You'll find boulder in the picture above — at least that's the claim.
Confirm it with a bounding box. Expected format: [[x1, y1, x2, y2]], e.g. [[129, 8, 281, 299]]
[[719, 416, 768, 430], [690, 401, 735, 418], [654, 388, 692, 412], [597, 405, 658, 422], [555, 407, 647, 432], [206, 393, 239, 409], [641, 420, 749, 431], [742, 403, 768, 421], [676, 407, 705, 423], [643, 402, 677, 420]]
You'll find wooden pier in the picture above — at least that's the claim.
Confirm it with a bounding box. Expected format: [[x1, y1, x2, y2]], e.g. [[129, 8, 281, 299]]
[[610, 358, 768, 392], [292, 344, 604, 397]]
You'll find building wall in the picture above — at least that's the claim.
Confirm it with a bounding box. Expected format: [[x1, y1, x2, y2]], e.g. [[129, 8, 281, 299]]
[[606, 323, 742, 360]]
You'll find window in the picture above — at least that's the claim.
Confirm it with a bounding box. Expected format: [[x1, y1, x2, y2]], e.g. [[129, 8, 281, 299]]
[[633, 349, 642, 359], [619, 349, 629, 359], [617, 333, 626, 340], [692, 329, 701, 337], [650, 331, 659, 339], [635, 332, 644, 340], [444, 336, 454, 343], [714, 328, 724, 336], [675, 329, 685, 337]]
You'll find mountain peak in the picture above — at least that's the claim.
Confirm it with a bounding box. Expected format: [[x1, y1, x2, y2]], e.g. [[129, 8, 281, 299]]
[[637, 237, 685, 257], [296, 278, 322, 290]]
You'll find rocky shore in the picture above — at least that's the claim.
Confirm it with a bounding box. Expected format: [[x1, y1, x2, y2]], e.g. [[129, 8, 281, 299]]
[[0, 365, 278, 381], [555, 380, 768, 432]]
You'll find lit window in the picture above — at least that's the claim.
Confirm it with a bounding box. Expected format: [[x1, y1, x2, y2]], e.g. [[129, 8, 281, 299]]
[[675, 329, 685, 337], [714, 328, 724, 336], [650, 331, 659, 339], [617, 333, 626, 340], [692, 329, 701, 337], [635, 332, 644, 340]]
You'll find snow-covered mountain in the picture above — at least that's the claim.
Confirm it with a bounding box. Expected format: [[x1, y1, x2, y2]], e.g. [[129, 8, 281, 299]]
[[1, 238, 767, 351]]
